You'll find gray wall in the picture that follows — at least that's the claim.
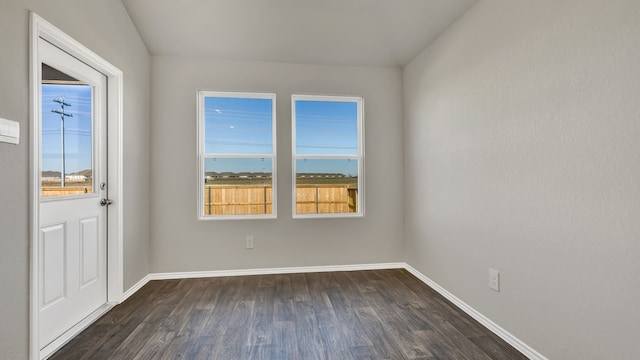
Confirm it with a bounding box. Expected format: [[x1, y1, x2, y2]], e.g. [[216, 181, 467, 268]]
[[4, 0, 637, 358], [0, 1, 150, 358], [150, 57, 404, 273], [403, 0, 640, 359]]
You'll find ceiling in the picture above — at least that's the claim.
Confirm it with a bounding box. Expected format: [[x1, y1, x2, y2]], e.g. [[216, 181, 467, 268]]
[[121, 0, 477, 67]]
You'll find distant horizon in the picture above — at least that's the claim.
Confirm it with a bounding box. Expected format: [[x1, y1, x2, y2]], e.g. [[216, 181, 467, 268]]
[[41, 168, 91, 173], [204, 96, 359, 176], [205, 170, 355, 176]]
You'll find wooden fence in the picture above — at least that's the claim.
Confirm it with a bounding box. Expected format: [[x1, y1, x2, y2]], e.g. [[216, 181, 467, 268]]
[[205, 185, 273, 216], [295, 185, 358, 214], [204, 184, 358, 215], [41, 184, 358, 215], [42, 186, 93, 197]]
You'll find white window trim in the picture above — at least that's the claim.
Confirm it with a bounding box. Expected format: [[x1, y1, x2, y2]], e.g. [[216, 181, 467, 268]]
[[291, 94, 365, 219], [197, 91, 277, 220]]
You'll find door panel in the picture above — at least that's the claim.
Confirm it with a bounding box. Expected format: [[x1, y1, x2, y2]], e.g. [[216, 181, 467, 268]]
[[80, 217, 99, 287], [40, 224, 66, 307], [38, 38, 108, 349]]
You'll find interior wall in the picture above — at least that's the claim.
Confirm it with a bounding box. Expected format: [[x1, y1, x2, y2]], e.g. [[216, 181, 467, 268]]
[[0, 1, 150, 358], [150, 56, 404, 273], [403, 0, 640, 359]]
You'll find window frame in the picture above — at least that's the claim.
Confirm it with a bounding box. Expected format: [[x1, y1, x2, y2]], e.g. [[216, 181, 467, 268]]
[[291, 94, 365, 219], [197, 91, 277, 220]]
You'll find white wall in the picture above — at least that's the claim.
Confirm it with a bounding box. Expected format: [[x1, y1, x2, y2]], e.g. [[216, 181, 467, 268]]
[[403, 1, 640, 359], [0, 1, 150, 358], [150, 57, 404, 272]]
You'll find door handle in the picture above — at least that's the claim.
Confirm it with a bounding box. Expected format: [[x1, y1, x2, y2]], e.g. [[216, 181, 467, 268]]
[[100, 198, 113, 206]]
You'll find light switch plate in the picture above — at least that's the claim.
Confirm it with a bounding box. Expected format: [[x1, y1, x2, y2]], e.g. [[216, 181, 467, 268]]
[[0, 118, 19, 145]]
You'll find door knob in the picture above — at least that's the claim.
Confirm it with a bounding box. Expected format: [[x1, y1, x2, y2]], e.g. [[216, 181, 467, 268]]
[[100, 198, 113, 206]]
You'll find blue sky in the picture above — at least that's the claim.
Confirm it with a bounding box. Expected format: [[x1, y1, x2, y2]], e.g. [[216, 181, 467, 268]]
[[204, 97, 359, 175], [41, 84, 93, 174], [204, 97, 273, 154], [295, 100, 357, 156]]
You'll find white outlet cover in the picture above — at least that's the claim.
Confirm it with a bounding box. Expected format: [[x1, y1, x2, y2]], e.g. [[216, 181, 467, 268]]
[[245, 235, 255, 249], [489, 268, 500, 292]]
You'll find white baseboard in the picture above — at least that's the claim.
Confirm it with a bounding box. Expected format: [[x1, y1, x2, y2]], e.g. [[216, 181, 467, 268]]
[[404, 264, 547, 360], [121, 274, 153, 302], [117, 262, 544, 359], [149, 262, 406, 281], [41, 303, 114, 360], [119, 263, 404, 303]]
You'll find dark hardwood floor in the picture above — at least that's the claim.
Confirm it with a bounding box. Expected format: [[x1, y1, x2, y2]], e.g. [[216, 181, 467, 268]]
[[50, 269, 527, 359]]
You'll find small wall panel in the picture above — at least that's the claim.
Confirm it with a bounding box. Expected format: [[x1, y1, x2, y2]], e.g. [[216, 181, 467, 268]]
[[41, 224, 66, 307], [80, 217, 99, 287]]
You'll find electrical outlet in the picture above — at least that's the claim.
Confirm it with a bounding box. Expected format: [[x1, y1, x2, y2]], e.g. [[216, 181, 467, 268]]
[[489, 268, 500, 292], [245, 235, 255, 249]]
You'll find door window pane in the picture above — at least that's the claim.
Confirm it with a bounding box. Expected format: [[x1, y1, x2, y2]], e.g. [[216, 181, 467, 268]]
[[41, 64, 94, 197]]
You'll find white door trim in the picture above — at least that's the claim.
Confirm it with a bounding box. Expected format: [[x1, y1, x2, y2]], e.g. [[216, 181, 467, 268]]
[[29, 12, 124, 360]]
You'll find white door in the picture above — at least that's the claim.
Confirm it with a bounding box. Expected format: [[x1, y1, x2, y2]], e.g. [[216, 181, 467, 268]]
[[37, 38, 109, 349]]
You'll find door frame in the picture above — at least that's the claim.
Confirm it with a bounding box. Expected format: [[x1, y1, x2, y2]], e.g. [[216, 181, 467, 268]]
[[29, 13, 124, 360]]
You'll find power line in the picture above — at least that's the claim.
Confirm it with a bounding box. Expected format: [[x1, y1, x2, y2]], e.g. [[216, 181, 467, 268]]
[[52, 96, 73, 187]]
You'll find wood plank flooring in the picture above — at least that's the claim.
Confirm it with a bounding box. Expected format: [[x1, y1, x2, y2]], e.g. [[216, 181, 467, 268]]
[[50, 269, 528, 359]]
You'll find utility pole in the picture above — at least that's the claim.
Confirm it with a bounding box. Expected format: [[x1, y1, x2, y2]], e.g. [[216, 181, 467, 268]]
[[52, 96, 73, 187]]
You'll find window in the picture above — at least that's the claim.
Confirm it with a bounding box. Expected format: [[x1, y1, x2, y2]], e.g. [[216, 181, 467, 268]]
[[292, 95, 364, 218], [41, 64, 95, 198], [198, 91, 276, 219]]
